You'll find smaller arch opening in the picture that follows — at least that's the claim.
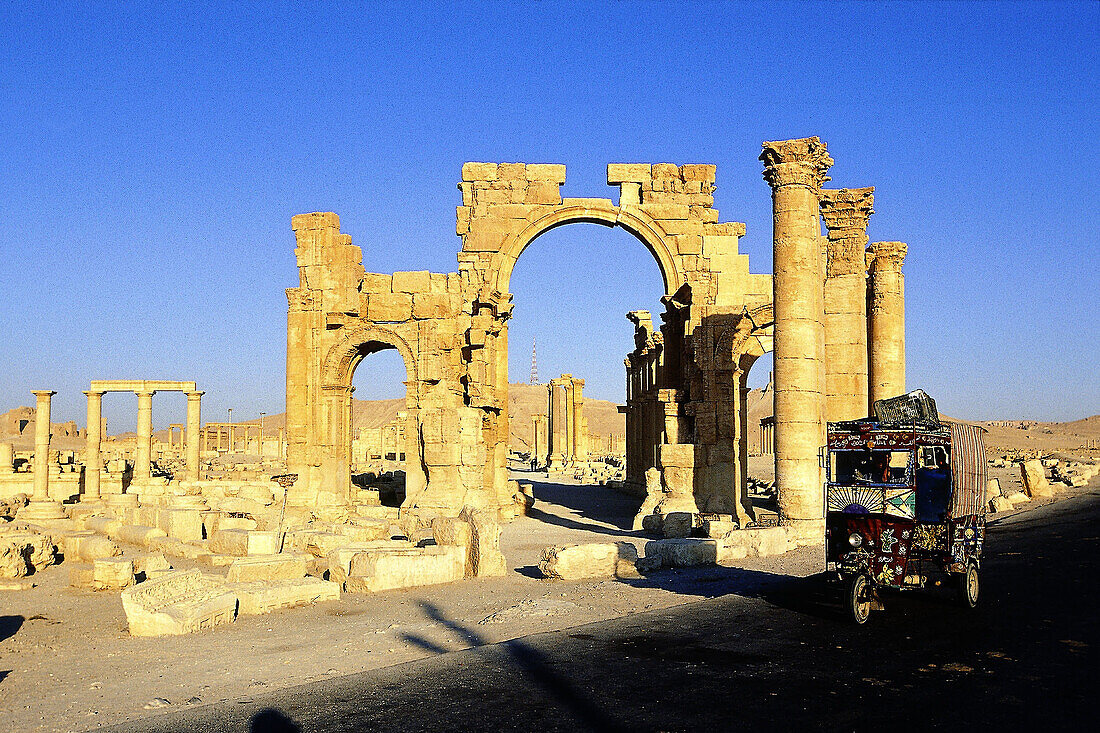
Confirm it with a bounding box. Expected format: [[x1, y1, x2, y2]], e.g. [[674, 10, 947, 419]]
[[350, 344, 415, 508]]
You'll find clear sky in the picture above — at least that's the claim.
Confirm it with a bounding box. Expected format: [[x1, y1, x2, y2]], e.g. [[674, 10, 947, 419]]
[[1, 1, 1097, 433]]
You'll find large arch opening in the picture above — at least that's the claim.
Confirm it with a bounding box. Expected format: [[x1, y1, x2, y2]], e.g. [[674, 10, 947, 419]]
[[347, 342, 418, 508], [503, 220, 669, 537]]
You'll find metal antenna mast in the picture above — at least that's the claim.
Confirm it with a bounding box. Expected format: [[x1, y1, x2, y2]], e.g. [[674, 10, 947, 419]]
[[530, 338, 539, 384]]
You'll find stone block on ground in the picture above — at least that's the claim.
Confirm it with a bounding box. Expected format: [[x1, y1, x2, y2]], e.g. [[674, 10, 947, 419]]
[[121, 569, 238, 637], [161, 509, 204, 542], [1021, 460, 1053, 498], [210, 529, 280, 556], [538, 542, 639, 580], [640, 538, 719, 571], [133, 553, 172, 576], [662, 512, 696, 539], [112, 524, 168, 548], [93, 557, 135, 590], [717, 527, 795, 561], [1006, 491, 1030, 506], [985, 478, 1002, 502], [232, 578, 340, 615], [989, 496, 1013, 513], [344, 545, 465, 593], [68, 534, 122, 562], [226, 553, 309, 583], [459, 506, 507, 577], [327, 541, 414, 584]]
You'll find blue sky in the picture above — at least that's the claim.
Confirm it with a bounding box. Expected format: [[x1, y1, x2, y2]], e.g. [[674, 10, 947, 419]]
[[0, 1, 1096, 432]]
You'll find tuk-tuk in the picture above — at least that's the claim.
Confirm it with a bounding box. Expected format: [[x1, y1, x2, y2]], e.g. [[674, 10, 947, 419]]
[[825, 390, 988, 623]]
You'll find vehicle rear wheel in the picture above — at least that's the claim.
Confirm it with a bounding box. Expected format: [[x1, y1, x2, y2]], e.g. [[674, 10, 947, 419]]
[[959, 562, 979, 608], [848, 574, 873, 624]]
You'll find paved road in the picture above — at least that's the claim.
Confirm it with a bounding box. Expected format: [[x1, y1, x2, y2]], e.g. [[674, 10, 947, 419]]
[[105, 490, 1098, 732]]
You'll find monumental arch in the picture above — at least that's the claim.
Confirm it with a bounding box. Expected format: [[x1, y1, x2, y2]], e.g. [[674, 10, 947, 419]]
[[286, 139, 907, 533]]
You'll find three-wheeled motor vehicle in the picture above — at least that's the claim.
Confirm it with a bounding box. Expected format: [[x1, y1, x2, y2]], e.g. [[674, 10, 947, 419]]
[[825, 390, 988, 623]]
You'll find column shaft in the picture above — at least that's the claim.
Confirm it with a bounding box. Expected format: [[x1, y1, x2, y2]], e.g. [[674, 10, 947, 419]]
[[32, 390, 56, 501], [84, 391, 104, 499], [135, 390, 154, 482], [185, 391, 203, 482], [868, 241, 908, 403]]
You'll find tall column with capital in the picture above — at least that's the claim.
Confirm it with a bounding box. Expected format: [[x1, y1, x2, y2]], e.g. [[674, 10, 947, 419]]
[[868, 241, 908, 403], [20, 390, 66, 520], [546, 382, 560, 468], [563, 378, 575, 464], [84, 390, 104, 500], [185, 391, 203, 482], [820, 187, 875, 421], [761, 136, 833, 528], [135, 390, 155, 482]]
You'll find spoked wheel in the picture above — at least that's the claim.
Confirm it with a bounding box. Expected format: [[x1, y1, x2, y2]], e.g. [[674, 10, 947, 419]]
[[848, 574, 874, 624], [958, 562, 980, 608]]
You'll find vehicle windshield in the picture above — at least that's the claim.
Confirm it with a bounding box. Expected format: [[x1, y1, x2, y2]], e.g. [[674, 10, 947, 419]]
[[832, 448, 910, 484]]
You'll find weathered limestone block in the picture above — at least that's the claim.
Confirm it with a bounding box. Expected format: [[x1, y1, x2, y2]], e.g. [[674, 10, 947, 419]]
[[412, 293, 452, 319], [525, 163, 566, 182], [226, 553, 309, 583], [0, 531, 58, 577], [121, 570, 238, 637], [1021, 460, 1053, 498], [344, 545, 465, 593], [1, 540, 30, 578], [703, 517, 738, 539], [989, 496, 1012, 513], [639, 539, 719, 571], [538, 542, 639, 580], [1006, 491, 1030, 506], [718, 527, 794, 561], [459, 506, 507, 577], [367, 293, 413, 321], [112, 524, 168, 548], [327, 541, 414, 585], [631, 467, 664, 531], [133, 553, 172, 576], [86, 515, 123, 536], [335, 518, 393, 542], [210, 529, 280, 556], [93, 558, 135, 590], [68, 533, 122, 561], [161, 509, 204, 542], [662, 512, 696, 539], [233, 578, 340, 615], [392, 270, 432, 294], [985, 478, 1002, 502]]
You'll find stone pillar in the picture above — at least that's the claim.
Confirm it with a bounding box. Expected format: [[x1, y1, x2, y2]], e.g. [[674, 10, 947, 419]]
[[0, 442, 12, 474], [20, 390, 66, 520], [571, 378, 586, 462], [563, 377, 574, 464], [548, 380, 567, 468], [185, 391, 203, 482], [868, 241, 908, 404], [83, 390, 104, 500], [761, 136, 833, 527], [135, 390, 155, 483], [820, 187, 874, 422]]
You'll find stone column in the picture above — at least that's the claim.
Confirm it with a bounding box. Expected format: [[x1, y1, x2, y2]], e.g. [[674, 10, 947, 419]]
[[135, 390, 155, 483], [20, 390, 66, 520], [571, 378, 586, 462], [83, 390, 104, 500], [546, 382, 560, 468], [185, 391, 203, 482], [820, 187, 875, 421], [0, 442, 12, 474], [761, 136, 833, 528], [868, 241, 908, 404], [563, 377, 574, 464]]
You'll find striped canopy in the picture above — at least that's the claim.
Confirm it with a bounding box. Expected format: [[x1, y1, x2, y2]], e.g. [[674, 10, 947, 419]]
[[948, 422, 988, 518]]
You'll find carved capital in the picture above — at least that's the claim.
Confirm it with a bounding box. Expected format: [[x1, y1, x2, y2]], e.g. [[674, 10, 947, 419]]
[[820, 187, 874, 231], [868, 241, 908, 272], [760, 137, 833, 192]]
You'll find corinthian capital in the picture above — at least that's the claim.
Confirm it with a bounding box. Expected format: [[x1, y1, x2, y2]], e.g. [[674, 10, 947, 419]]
[[760, 136, 834, 191], [868, 241, 908, 272], [820, 187, 875, 231]]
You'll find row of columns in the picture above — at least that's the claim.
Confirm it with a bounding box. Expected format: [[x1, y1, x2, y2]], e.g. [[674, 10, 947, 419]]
[[546, 374, 586, 468], [762, 137, 908, 530]]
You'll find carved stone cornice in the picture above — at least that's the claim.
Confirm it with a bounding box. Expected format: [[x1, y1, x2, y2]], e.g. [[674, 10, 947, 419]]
[[868, 241, 908, 272], [286, 287, 316, 311], [760, 137, 834, 192]]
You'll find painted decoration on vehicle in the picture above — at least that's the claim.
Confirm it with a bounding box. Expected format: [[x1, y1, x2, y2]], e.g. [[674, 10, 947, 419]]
[[884, 489, 916, 519], [827, 486, 884, 515], [912, 522, 948, 552]]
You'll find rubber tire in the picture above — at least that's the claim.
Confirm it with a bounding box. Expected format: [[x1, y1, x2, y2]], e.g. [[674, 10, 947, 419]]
[[959, 563, 979, 608], [848, 574, 873, 625]]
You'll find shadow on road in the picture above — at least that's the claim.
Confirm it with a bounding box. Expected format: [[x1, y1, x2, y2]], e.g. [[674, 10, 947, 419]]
[[0, 615, 23, 643], [249, 707, 301, 732], [403, 600, 631, 733]]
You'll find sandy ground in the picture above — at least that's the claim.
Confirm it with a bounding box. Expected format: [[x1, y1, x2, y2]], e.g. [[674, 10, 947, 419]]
[[1, 464, 1093, 733]]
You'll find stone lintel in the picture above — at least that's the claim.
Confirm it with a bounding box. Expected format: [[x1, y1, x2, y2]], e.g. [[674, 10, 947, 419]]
[[89, 380, 198, 393]]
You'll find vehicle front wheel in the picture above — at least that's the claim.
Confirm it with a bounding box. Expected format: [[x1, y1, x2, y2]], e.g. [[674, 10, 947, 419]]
[[848, 574, 874, 624], [959, 563, 979, 608]]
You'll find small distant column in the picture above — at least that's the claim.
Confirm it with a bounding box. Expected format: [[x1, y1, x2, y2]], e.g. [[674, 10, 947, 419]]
[[563, 377, 575, 464], [135, 390, 155, 482], [20, 390, 66, 520], [185, 391, 203, 482], [547, 381, 563, 468], [532, 414, 546, 466], [0, 442, 13, 474], [571, 377, 586, 462], [868, 241, 908, 404], [83, 390, 104, 500]]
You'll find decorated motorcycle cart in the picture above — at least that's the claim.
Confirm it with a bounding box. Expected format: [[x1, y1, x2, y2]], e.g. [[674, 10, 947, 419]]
[[824, 390, 988, 624]]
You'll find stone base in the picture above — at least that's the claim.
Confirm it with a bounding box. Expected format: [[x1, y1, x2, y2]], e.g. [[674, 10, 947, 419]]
[[104, 494, 139, 509], [17, 500, 67, 521]]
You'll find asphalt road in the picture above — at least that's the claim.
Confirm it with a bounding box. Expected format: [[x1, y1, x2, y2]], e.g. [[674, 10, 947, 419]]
[[104, 489, 1098, 733]]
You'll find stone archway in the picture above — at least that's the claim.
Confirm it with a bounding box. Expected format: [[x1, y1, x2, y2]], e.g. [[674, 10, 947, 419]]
[[317, 325, 425, 508]]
